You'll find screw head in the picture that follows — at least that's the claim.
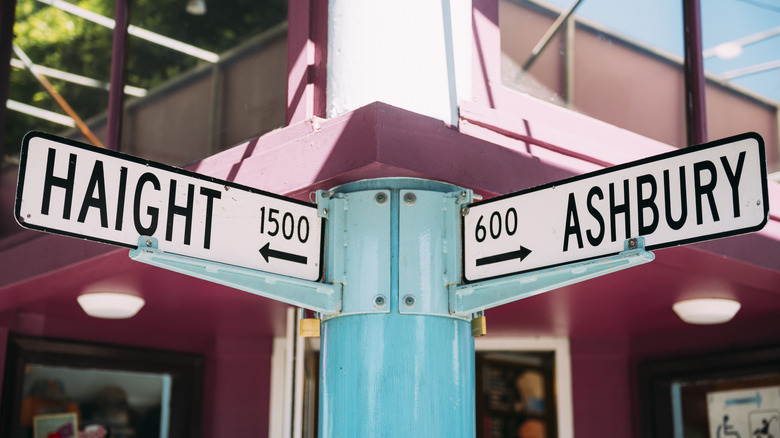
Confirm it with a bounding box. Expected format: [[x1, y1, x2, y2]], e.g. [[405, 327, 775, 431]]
[[404, 192, 416, 205], [628, 238, 638, 249], [403, 295, 416, 308], [322, 208, 328, 216], [145, 239, 153, 247], [373, 295, 387, 308], [375, 192, 387, 204]]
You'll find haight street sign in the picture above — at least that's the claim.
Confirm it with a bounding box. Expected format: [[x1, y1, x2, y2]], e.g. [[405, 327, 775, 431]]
[[463, 132, 769, 282], [15, 132, 323, 281]]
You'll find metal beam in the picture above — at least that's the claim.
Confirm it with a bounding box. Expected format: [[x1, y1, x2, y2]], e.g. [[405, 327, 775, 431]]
[[683, 0, 708, 146], [450, 238, 654, 316], [522, 0, 584, 72], [106, 0, 128, 150], [129, 236, 342, 315]]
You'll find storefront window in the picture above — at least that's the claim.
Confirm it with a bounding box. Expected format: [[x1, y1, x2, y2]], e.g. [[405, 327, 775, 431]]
[[476, 351, 558, 438], [701, 0, 780, 174], [1, 335, 204, 438], [21, 365, 171, 438], [500, 0, 779, 173], [639, 346, 780, 438]]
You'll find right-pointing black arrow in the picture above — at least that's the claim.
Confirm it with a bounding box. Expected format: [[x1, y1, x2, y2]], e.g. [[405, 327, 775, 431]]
[[259, 242, 308, 264], [476, 246, 532, 266]]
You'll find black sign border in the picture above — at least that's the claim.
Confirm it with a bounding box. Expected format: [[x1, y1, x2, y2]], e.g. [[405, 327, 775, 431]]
[[462, 132, 770, 284], [15, 131, 325, 282]]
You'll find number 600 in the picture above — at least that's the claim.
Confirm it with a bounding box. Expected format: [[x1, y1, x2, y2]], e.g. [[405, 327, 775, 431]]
[[475, 208, 518, 242]]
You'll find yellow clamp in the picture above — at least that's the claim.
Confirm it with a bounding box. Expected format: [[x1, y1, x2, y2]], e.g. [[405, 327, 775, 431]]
[[300, 318, 321, 338], [471, 315, 487, 338]]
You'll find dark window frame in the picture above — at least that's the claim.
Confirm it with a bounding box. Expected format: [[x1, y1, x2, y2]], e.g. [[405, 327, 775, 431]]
[[638, 345, 780, 438], [1, 334, 204, 438]]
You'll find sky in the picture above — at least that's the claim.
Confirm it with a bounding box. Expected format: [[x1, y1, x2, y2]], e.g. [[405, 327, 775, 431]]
[[541, 0, 780, 103]]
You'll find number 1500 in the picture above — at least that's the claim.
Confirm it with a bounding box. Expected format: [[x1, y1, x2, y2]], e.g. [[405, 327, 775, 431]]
[[259, 206, 310, 243]]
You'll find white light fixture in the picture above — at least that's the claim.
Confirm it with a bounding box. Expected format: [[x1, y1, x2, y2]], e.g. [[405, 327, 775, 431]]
[[672, 298, 741, 325], [77, 292, 145, 319], [712, 42, 743, 60], [186, 0, 206, 15]]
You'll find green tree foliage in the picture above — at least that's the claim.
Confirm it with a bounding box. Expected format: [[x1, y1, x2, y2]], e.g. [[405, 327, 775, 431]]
[[6, 0, 286, 157]]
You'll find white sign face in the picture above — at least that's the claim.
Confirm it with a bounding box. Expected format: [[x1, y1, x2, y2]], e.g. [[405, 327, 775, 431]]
[[15, 133, 323, 281], [707, 386, 780, 438], [464, 133, 769, 282]]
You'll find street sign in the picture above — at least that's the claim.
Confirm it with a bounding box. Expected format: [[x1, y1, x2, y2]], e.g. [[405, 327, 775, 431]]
[[463, 132, 769, 282], [15, 132, 323, 281]]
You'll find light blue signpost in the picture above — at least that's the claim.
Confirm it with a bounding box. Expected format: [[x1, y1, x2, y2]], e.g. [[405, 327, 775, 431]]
[[16, 133, 768, 436], [315, 179, 476, 436]]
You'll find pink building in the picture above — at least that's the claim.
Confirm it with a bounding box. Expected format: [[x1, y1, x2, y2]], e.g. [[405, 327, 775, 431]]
[[1, 0, 779, 436]]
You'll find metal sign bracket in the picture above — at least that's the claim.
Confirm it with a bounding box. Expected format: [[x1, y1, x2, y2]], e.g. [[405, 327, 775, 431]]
[[450, 237, 655, 317], [129, 236, 342, 315]]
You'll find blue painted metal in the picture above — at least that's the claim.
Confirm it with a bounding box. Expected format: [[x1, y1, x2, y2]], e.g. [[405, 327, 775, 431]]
[[129, 236, 342, 315], [319, 314, 474, 436], [317, 178, 475, 437], [317, 189, 392, 315], [398, 188, 470, 316], [449, 237, 654, 316]]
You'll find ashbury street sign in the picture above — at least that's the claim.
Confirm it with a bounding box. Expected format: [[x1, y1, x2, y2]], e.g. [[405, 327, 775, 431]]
[[15, 132, 323, 281], [463, 133, 769, 282]]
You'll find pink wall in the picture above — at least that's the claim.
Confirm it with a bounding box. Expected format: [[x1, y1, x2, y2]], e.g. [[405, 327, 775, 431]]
[[209, 337, 273, 437], [571, 337, 633, 437]]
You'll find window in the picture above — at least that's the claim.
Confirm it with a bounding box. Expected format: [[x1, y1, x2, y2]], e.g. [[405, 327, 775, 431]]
[[499, 0, 778, 173], [1, 335, 204, 438]]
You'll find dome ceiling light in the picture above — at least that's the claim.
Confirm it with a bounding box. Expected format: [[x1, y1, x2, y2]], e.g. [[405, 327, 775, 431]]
[[77, 292, 146, 319], [672, 298, 741, 325]]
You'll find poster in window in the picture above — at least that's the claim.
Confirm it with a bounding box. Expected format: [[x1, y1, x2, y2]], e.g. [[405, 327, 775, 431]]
[[707, 386, 780, 438], [33, 413, 77, 438]]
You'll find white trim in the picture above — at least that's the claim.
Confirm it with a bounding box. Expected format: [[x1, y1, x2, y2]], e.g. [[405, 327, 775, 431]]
[[475, 336, 574, 438], [268, 336, 288, 438], [11, 58, 147, 97], [292, 309, 305, 438], [6, 99, 75, 127], [269, 314, 321, 438], [282, 307, 296, 438], [36, 0, 219, 63]]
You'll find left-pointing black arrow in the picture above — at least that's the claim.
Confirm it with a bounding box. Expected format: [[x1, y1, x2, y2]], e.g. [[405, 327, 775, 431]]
[[259, 242, 308, 264], [476, 246, 532, 266]]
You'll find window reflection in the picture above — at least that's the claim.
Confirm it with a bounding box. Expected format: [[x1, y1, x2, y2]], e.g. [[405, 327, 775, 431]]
[[476, 351, 557, 438], [500, 0, 778, 174], [21, 365, 171, 438]]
